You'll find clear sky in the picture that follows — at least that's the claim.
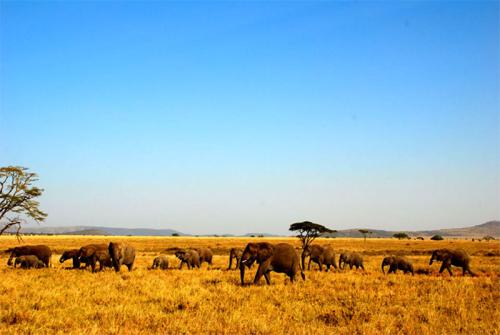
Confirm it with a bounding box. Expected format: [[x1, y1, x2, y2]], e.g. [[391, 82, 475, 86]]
[[0, 1, 498, 235]]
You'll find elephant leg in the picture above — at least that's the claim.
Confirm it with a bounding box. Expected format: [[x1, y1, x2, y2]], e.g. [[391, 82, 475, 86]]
[[326, 264, 330, 272], [228, 256, 233, 270], [90, 257, 97, 273], [349, 264, 353, 270], [253, 263, 268, 284], [179, 262, 183, 270], [236, 258, 240, 269], [360, 263, 365, 271], [318, 261, 323, 272], [307, 259, 312, 271], [264, 271, 272, 285], [127, 263, 133, 272]]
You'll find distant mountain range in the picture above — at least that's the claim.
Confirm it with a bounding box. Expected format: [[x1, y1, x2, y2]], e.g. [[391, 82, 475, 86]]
[[20, 226, 185, 236], [330, 221, 500, 238], [13, 221, 500, 238]]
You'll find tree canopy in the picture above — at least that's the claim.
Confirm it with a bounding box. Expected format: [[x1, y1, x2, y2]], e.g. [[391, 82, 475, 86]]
[[358, 229, 373, 242], [0, 166, 47, 238], [393, 232, 410, 240], [430, 234, 444, 241], [289, 221, 336, 249]]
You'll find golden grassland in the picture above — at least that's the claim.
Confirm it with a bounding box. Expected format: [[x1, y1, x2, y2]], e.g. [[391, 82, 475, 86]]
[[0, 236, 498, 335]]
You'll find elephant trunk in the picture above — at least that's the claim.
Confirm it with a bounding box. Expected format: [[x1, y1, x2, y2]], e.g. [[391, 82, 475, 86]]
[[239, 260, 246, 285], [301, 251, 307, 270], [7, 253, 15, 266]]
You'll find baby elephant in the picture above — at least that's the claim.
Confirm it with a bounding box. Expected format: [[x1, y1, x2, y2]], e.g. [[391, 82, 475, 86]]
[[227, 248, 243, 270], [175, 250, 200, 269], [59, 249, 81, 269], [339, 252, 365, 271], [15, 255, 45, 269], [381, 256, 414, 275], [152, 255, 169, 270]]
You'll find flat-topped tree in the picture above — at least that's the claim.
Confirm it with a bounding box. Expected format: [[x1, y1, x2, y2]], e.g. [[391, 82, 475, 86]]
[[289, 221, 336, 251], [0, 166, 47, 239], [358, 229, 373, 242]]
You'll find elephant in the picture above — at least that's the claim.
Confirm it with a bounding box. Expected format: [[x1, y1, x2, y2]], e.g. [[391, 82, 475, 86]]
[[194, 247, 213, 267], [175, 249, 201, 269], [227, 248, 243, 270], [429, 249, 475, 276], [78, 244, 111, 272], [15, 255, 45, 269], [108, 242, 136, 272], [381, 256, 414, 275], [240, 242, 305, 285], [302, 245, 337, 271], [7, 245, 52, 267], [152, 255, 169, 270], [59, 249, 82, 268], [339, 252, 365, 271]]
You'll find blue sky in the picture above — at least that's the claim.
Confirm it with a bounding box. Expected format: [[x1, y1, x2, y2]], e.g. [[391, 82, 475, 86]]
[[0, 1, 498, 234]]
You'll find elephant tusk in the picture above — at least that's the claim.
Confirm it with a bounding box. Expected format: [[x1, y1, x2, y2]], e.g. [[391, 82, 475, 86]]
[[241, 259, 247, 264]]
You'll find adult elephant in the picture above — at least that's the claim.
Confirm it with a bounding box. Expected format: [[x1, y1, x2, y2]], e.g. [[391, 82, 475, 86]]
[[152, 255, 169, 270], [194, 247, 213, 267], [227, 248, 242, 270], [7, 245, 52, 267], [59, 249, 81, 269], [381, 256, 414, 275], [429, 249, 474, 276], [302, 245, 337, 271], [108, 242, 136, 272], [240, 242, 305, 285], [175, 249, 200, 269], [15, 255, 45, 269], [339, 252, 365, 271], [78, 244, 110, 272]]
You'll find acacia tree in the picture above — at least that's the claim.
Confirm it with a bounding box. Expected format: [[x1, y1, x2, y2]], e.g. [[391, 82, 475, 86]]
[[0, 166, 47, 238], [358, 229, 372, 242], [289, 221, 336, 251], [393, 232, 409, 240]]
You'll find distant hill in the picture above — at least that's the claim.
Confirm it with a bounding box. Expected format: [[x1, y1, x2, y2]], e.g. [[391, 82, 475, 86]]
[[20, 226, 187, 236], [60, 229, 110, 236], [330, 221, 500, 238], [11, 221, 499, 238]]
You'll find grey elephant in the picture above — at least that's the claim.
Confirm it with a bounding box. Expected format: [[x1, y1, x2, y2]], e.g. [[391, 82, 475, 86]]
[[227, 248, 243, 270], [78, 244, 112, 273], [15, 255, 45, 269], [176, 250, 201, 269], [7, 245, 52, 267], [108, 242, 136, 272], [339, 252, 365, 271], [194, 247, 213, 267], [59, 249, 82, 269], [429, 249, 475, 276], [240, 242, 305, 285], [152, 255, 169, 270], [302, 245, 337, 271], [381, 256, 414, 275]]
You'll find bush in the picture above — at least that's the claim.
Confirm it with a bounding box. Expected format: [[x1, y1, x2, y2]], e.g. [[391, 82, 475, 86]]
[[393, 232, 409, 240], [431, 235, 444, 240], [171, 233, 179, 237]]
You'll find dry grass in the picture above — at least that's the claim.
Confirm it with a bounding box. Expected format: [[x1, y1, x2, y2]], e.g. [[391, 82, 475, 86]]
[[0, 236, 498, 334]]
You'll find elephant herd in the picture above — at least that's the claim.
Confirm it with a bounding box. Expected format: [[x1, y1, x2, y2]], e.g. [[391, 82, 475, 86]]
[[4, 242, 476, 283]]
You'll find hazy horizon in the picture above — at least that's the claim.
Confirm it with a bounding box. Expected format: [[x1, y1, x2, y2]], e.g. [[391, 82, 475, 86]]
[[1, 2, 499, 235]]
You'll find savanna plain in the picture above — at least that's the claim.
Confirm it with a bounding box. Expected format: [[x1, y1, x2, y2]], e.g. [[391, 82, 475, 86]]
[[0, 236, 498, 335]]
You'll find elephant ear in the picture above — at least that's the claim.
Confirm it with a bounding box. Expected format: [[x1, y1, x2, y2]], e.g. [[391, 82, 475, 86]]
[[257, 243, 274, 263]]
